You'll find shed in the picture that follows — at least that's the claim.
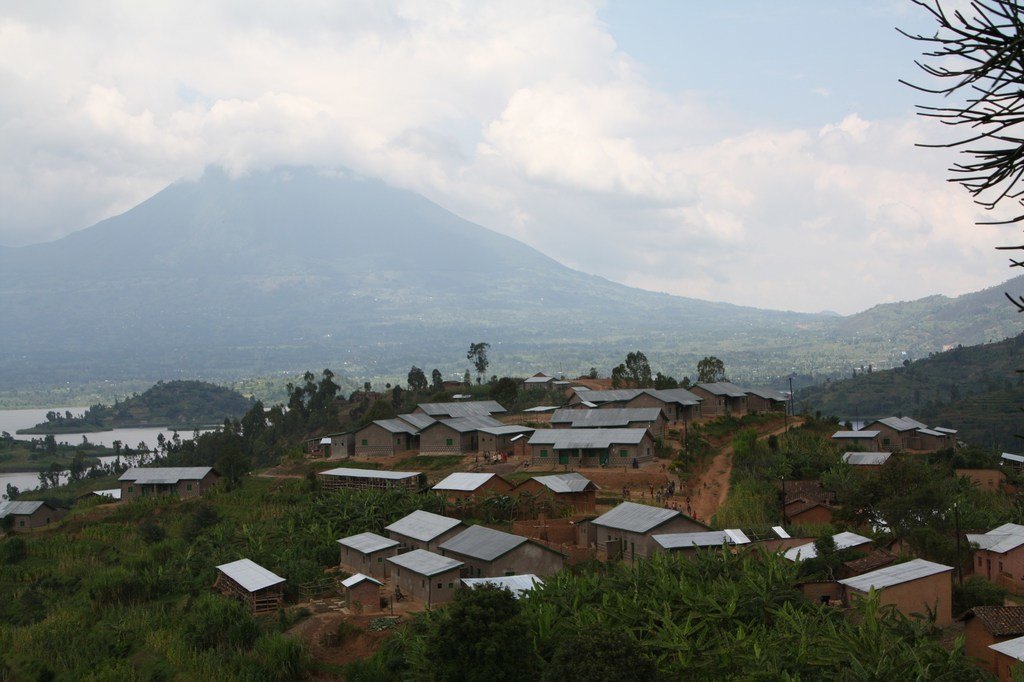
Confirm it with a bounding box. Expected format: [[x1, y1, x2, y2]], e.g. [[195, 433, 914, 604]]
[[317, 467, 426, 493], [337, 532, 400, 581], [439, 524, 564, 578], [214, 558, 285, 613], [462, 574, 543, 598], [590, 501, 708, 561], [385, 510, 464, 552], [387, 549, 463, 607], [841, 452, 893, 467], [838, 558, 954, 627], [341, 573, 383, 611]]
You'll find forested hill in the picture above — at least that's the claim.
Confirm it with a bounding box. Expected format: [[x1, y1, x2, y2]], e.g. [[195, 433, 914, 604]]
[[798, 333, 1024, 450], [18, 380, 254, 433]]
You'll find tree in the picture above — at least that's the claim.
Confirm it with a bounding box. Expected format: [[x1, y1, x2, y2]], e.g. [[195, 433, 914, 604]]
[[431, 369, 444, 391], [490, 377, 518, 408], [407, 366, 428, 392], [654, 371, 678, 389], [467, 342, 491, 384], [696, 356, 727, 383], [543, 626, 661, 682], [463, 369, 472, 387], [611, 351, 653, 388]]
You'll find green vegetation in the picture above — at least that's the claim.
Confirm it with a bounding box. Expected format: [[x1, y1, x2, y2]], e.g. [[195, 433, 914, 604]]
[[0, 432, 109, 473], [18, 380, 254, 434]]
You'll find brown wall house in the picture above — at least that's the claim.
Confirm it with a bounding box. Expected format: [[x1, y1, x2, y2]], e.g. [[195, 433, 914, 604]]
[[590, 502, 709, 561], [385, 510, 465, 553], [354, 421, 417, 457], [439, 525, 565, 578], [119, 467, 219, 500], [968, 524, 1024, 592], [387, 550, 463, 607], [839, 559, 954, 627], [527, 429, 655, 468], [338, 532, 400, 581], [419, 421, 477, 454], [327, 432, 356, 457], [744, 389, 788, 414], [477, 426, 534, 455], [957, 469, 1006, 492], [431, 473, 515, 504], [689, 383, 748, 418], [964, 606, 1024, 677], [515, 473, 598, 516], [343, 574, 383, 612], [0, 501, 65, 531], [784, 499, 836, 526]]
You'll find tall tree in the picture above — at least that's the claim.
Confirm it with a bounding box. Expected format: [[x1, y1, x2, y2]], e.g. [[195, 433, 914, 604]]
[[431, 368, 444, 391], [467, 342, 491, 384], [407, 366, 428, 392], [696, 356, 727, 383]]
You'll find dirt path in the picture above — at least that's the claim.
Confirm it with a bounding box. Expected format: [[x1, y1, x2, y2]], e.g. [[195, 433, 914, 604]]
[[688, 419, 803, 525]]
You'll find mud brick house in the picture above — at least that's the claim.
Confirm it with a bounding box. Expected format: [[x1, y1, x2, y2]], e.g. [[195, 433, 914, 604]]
[[214, 558, 285, 614], [690, 382, 749, 417], [119, 466, 219, 500], [550, 407, 666, 436], [478, 424, 535, 455], [386, 549, 463, 607], [431, 472, 514, 503], [779, 480, 838, 526], [353, 419, 419, 456], [783, 532, 873, 562], [967, 523, 1024, 589], [831, 430, 883, 450], [341, 573, 383, 611], [565, 388, 644, 409], [864, 417, 956, 452], [841, 452, 893, 469], [385, 510, 464, 552], [418, 415, 505, 454], [462, 574, 542, 598], [964, 606, 1024, 677], [0, 500, 65, 531], [744, 387, 789, 414], [526, 428, 655, 467], [990, 636, 1024, 681], [337, 532, 400, 581], [587, 501, 709, 561], [624, 388, 703, 423], [956, 469, 1006, 492], [414, 400, 507, 419], [522, 373, 556, 389], [323, 431, 356, 457], [515, 472, 599, 516], [838, 558, 954, 627], [652, 529, 751, 556], [317, 467, 426, 493], [439, 524, 565, 578]]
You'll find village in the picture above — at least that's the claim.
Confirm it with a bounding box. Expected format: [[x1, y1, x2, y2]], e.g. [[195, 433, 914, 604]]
[[4, 371, 1024, 679]]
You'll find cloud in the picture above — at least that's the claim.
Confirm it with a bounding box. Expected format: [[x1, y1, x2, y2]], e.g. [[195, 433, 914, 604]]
[[0, 1, 1007, 313]]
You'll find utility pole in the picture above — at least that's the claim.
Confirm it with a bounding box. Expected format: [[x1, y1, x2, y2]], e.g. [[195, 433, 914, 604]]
[[788, 375, 795, 426], [954, 499, 964, 587]]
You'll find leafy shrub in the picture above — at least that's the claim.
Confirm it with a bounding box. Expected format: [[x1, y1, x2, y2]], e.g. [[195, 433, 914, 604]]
[[0, 536, 27, 564], [181, 594, 260, 650]]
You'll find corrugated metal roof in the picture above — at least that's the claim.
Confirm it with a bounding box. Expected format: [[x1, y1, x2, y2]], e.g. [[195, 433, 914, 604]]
[[92, 488, 122, 499], [370, 418, 419, 435], [990, 635, 1024, 661], [967, 523, 1024, 554], [387, 549, 462, 576], [425, 415, 505, 433], [417, 401, 507, 418], [432, 472, 499, 491], [724, 529, 751, 544], [592, 501, 679, 533], [784, 532, 872, 561], [385, 510, 462, 542], [772, 526, 791, 539], [933, 427, 958, 435], [341, 573, 383, 588], [216, 558, 286, 592], [550, 408, 661, 428], [532, 472, 596, 494], [841, 452, 892, 466], [695, 382, 748, 397], [653, 531, 740, 549], [476, 425, 535, 436], [0, 500, 45, 517], [397, 413, 437, 430], [319, 437, 332, 445], [872, 416, 928, 432], [744, 387, 789, 401], [527, 428, 648, 449], [645, 388, 702, 405], [839, 558, 952, 592], [832, 430, 881, 438], [320, 467, 422, 480], [916, 428, 945, 437], [1003, 453, 1024, 463], [439, 525, 527, 561], [524, 375, 553, 384], [118, 467, 213, 484], [522, 406, 559, 413], [462, 574, 542, 598], [572, 389, 645, 403], [337, 532, 399, 554]]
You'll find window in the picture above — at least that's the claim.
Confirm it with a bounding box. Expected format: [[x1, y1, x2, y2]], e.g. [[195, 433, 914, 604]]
[[446, 438, 453, 446], [127, 486, 134, 493], [422, 580, 426, 587], [186, 484, 193, 491], [437, 583, 442, 589], [540, 449, 548, 457], [361, 439, 368, 446], [620, 449, 628, 458], [448, 582, 453, 589], [505, 571, 514, 576], [377, 557, 382, 562], [19, 520, 25, 527]]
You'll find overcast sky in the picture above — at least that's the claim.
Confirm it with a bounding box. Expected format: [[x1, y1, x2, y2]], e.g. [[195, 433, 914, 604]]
[[0, 0, 1012, 314]]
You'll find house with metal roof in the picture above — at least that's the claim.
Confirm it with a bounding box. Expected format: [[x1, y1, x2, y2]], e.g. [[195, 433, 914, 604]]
[[624, 388, 704, 423], [522, 373, 556, 389], [431, 472, 514, 502], [744, 387, 789, 414], [550, 407, 666, 436], [841, 452, 893, 468], [838, 558, 954, 627], [462, 574, 543, 598], [1002, 452, 1024, 468], [418, 415, 505, 454], [956, 468, 1006, 492], [587, 501, 709, 561], [214, 558, 286, 613], [317, 467, 426, 493], [990, 635, 1024, 681], [566, 388, 646, 409], [338, 532, 400, 580], [831, 430, 882, 450], [414, 400, 507, 419], [439, 524, 564, 578], [385, 510, 464, 552], [967, 523, 1024, 590], [354, 418, 419, 457], [652, 529, 751, 555], [689, 382, 749, 417], [118, 466, 219, 500], [514, 473, 599, 515], [341, 573, 383, 611], [864, 416, 956, 452], [783, 531, 873, 562], [477, 424, 535, 457], [396, 413, 438, 430], [526, 428, 655, 467], [387, 549, 463, 606], [0, 500, 65, 531], [963, 606, 1024, 677]]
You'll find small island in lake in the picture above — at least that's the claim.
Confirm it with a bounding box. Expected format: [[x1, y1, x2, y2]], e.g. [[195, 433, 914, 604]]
[[17, 380, 253, 434]]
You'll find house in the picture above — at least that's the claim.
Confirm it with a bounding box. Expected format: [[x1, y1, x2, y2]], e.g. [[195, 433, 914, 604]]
[[477, 424, 535, 456], [396, 412, 438, 431], [386, 549, 463, 607], [956, 469, 1006, 492], [418, 415, 505, 454], [431, 472, 514, 503], [744, 387, 789, 414], [526, 428, 655, 467], [514, 472, 599, 516], [118, 466, 219, 500], [462, 574, 542, 598], [831, 430, 882, 450], [214, 558, 286, 614], [587, 501, 709, 561], [87, 488, 122, 501], [624, 388, 703, 423], [967, 523, 1024, 589], [1002, 453, 1024, 469], [689, 382, 749, 417], [317, 467, 426, 493], [414, 401, 507, 419], [0, 500, 65, 530], [341, 573, 383, 611], [325, 431, 356, 458], [386, 510, 464, 552], [990, 635, 1024, 681], [565, 388, 645, 409], [841, 452, 893, 468], [783, 498, 838, 526], [438, 524, 565, 578], [864, 417, 956, 452], [353, 419, 418, 457], [652, 529, 751, 556], [522, 373, 556, 390], [842, 549, 898, 578], [550, 407, 666, 436], [963, 606, 1024, 677], [783, 531, 873, 561], [337, 532, 400, 581], [838, 558, 954, 627]]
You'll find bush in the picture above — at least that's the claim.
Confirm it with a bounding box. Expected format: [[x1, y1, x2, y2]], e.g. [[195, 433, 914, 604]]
[[181, 593, 261, 650], [0, 536, 27, 564]]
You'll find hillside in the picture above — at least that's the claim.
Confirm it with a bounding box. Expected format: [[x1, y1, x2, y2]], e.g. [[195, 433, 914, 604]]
[[17, 380, 253, 433]]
